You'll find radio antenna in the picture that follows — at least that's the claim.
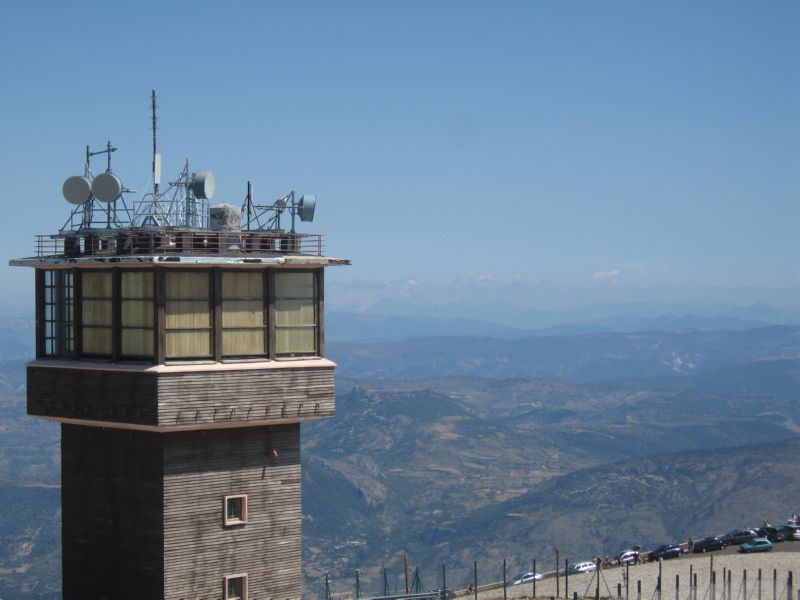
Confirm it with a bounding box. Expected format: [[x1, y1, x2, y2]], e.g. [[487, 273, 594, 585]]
[[151, 89, 161, 207]]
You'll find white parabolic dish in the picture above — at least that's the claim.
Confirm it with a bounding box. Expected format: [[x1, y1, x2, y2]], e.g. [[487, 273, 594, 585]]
[[62, 176, 92, 205], [91, 173, 123, 202]]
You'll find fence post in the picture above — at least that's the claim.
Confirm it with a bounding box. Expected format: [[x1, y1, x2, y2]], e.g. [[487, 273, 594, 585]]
[[638, 580, 642, 600], [627, 564, 630, 600], [723, 569, 727, 600], [744, 571, 747, 600], [565, 559, 569, 600], [474, 561, 478, 600], [787, 572, 793, 600], [712, 571, 716, 600], [534, 560, 537, 599], [557, 549, 561, 600], [596, 563, 600, 600], [658, 561, 663, 600], [618, 583, 622, 600], [690, 566, 694, 600], [504, 559, 507, 600], [694, 573, 698, 600], [442, 564, 446, 591], [728, 569, 732, 600], [676, 574, 680, 600], [758, 569, 761, 600]]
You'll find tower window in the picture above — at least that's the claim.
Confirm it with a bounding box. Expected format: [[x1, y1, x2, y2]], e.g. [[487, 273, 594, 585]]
[[222, 271, 266, 357], [120, 271, 154, 358], [165, 271, 213, 359], [224, 494, 248, 526], [41, 270, 74, 357], [224, 574, 248, 600], [81, 271, 113, 356], [275, 271, 317, 356]]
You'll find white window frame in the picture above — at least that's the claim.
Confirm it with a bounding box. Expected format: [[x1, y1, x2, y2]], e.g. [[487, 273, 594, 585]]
[[224, 494, 248, 526], [224, 573, 248, 600]]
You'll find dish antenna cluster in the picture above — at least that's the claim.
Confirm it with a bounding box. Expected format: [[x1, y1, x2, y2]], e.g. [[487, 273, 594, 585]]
[[60, 141, 133, 231], [241, 182, 316, 233]]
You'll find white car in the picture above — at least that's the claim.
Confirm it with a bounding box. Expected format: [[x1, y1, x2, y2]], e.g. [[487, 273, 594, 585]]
[[568, 562, 597, 574], [512, 572, 544, 585]]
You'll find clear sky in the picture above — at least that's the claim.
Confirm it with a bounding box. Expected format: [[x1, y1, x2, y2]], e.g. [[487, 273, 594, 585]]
[[1, 1, 798, 312]]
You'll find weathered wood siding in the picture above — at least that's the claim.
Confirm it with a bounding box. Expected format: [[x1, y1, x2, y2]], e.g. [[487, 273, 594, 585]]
[[157, 367, 335, 427], [162, 425, 303, 600], [61, 424, 165, 599], [28, 365, 158, 424], [27, 363, 335, 428]]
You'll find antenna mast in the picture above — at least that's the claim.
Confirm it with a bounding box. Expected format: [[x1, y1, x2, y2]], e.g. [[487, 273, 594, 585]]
[[151, 90, 160, 211]]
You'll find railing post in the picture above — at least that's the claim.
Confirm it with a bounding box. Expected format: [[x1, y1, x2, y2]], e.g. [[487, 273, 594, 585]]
[[565, 559, 569, 600], [676, 574, 680, 600], [637, 579, 642, 600], [503, 558, 507, 600], [534, 559, 537, 599]]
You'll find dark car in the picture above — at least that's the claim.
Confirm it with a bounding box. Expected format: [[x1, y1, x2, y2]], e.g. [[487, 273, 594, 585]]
[[778, 525, 800, 541], [756, 527, 786, 543], [692, 536, 725, 553], [721, 529, 757, 546], [648, 544, 684, 561]]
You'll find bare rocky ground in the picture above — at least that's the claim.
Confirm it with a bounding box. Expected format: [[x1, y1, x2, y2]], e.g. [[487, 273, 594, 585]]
[[471, 549, 800, 600]]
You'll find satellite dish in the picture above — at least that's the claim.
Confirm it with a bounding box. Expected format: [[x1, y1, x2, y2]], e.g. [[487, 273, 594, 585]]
[[91, 172, 123, 202], [62, 176, 92, 205], [191, 171, 215, 200], [298, 194, 316, 222]]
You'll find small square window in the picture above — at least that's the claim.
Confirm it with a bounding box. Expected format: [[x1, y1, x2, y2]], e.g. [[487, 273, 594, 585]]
[[224, 574, 248, 600], [224, 494, 248, 526]]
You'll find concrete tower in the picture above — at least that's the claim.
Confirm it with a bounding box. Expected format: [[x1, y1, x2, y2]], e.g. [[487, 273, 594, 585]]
[[12, 172, 348, 598]]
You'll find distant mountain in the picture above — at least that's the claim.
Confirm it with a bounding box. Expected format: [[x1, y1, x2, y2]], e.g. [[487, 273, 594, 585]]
[[327, 311, 531, 342], [328, 326, 800, 383], [303, 356, 800, 589]]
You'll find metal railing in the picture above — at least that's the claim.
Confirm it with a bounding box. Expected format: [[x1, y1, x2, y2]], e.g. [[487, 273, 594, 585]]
[[34, 229, 325, 258]]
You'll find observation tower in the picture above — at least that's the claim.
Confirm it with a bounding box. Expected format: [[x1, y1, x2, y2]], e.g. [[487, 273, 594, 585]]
[[10, 92, 348, 599]]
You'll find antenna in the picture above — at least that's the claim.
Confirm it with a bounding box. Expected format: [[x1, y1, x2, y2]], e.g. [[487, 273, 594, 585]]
[[131, 90, 214, 229], [60, 141, 133, 231], [241, 185, 317, 233]]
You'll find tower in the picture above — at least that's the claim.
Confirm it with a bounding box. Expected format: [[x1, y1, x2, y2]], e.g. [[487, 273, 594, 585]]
[[11, 128, 348, 599]]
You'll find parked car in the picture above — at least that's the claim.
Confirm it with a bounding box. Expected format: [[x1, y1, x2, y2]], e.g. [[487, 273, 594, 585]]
[[721, 529, 757, 546], [614, 550, 640, 565], [740, 538, 773, 553], [567, 562, 597, 574], [648, 544, 684, 561], [512, 572, 544, 585], [778, 525, 800, 541], [756, 527, 786, 543], [692, 537, 725, 553]]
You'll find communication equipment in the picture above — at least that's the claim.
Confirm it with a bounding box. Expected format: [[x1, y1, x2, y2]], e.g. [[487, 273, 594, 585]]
[[91, 173, 124, 202], [241, 183, 318, 232], [297, 195, 316, 222], [191, 171, 215, 200], [62, 176, 92, 205]]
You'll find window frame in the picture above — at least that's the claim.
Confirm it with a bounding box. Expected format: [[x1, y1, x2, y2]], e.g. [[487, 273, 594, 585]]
[[274, 269, 320, 358], [163, 269, 215, 361], [78, 269, 114, 358], [223, 494, 248, 526], [223, 573, 248, 600], [38, 269, 75, 359], [119, 269, 157, 360], [220, 270, 268, 359]]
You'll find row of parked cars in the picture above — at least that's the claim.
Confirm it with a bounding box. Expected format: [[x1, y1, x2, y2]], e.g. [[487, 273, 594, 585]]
[[509, 522, 800, 586]]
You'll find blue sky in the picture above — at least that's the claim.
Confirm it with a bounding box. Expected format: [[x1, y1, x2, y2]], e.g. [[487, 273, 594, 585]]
[[1, 1, 798, 313]]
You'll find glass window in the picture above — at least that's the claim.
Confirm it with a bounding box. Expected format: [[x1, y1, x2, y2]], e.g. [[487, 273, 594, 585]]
[[222, 271, 266, 357], [224, 574, 247, 600], [121, 271, 154, 358], [81, 271, 112, 356], [165, 271, 212, 358], [42, 270, 74, 357], [275, 271, 317, 356], [223, 494, 248, 526]]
